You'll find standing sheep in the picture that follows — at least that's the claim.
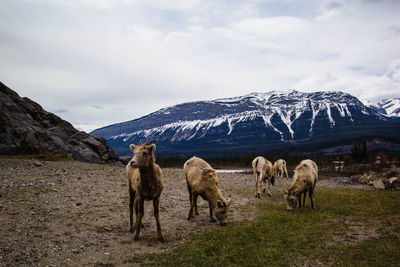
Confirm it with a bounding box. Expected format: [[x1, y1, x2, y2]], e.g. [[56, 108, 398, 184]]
[[284, 159, 318, 211], [126, 140, 164, 241], [184, 156, 230, 226], [273, 159, 289, 179], [252, 156, 274, 198]]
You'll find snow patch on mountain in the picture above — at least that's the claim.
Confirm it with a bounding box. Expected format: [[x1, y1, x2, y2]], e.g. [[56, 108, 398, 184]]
[[93, 90, 400, 153], [378, 98, 400, 117]]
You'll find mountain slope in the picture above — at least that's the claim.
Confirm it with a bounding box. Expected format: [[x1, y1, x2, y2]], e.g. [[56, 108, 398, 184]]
[[0, 82, 120, 163], [92, 90, 400, 156]]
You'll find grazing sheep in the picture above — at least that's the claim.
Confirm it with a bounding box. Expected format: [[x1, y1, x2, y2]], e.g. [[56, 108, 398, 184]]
[[252, 156, 274, 198], [273, 159, 289, 179], [184, 156, 230, 226], [126, 140, 164, 241], [284, 159, 318, 211]]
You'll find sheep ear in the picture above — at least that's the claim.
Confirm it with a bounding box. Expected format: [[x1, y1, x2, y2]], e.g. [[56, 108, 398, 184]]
[[149, 144, 156, 153], [226, 199, 231, 207], [129, 144, 136, 151], [217, 200, 223, 208]]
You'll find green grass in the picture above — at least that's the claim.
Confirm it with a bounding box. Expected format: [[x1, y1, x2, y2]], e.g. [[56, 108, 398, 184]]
[[125, 188, 400, 266], [0, 151, 69, 161]]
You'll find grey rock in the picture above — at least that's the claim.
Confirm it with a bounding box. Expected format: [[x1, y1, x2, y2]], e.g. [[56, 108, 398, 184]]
[[389, 177, 400, 187], [0, 82, 121, 164], [33, 161, 42, 167], [372, 179, 386, 190]]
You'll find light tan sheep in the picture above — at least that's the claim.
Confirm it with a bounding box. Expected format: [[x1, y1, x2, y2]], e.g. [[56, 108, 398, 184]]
[[273, 159, 289, 179], [252, 156, 274, 198], [184, 156, 230, 226], [126, 140, 164, 241], [284, 159, 318, 211]]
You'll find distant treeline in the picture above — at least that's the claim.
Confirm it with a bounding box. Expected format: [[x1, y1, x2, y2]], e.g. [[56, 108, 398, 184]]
[[155, 141, 399, 169], [155, 153, 347, 169]]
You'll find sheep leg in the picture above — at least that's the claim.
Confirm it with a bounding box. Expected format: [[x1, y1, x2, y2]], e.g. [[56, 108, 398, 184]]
[[187, 186, 193, 218], [254, 172, 260, 198], [153, 198, 165, 242], [133, 198, 144, 241], [267, 178, 272, 197], [284, 167, 289, 179], [298, 194, 302, 208], [133, 196, 145, 228], [309, 190, 315, 209], [302, 191, 307, 208], [129, 188, 135, 233], [209, 200, 217, 222], [262, 176, 266, 194], [187, 193, 197, 220], [193, 194, 199, 215]]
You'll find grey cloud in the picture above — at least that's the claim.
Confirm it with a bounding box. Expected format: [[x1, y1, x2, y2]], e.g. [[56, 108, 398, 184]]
[[387, 24, 400, 35], [53, 108, 68, 113], [1, 0, 399, 132], [326, 1, 344, 10], [348, 65, 365, 71]]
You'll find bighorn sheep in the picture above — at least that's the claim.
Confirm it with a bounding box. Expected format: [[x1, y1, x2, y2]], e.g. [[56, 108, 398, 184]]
[[284, 159, 318, 211], [126, 140, 164, 241], [252, 156, 274, 198], [184, 156, 230, 226], [273, 159, 289, 179]]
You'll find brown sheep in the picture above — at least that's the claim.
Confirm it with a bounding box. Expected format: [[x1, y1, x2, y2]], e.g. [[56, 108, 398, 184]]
[[126, 140, 164, 241], [184, 156, 230, 226], [252, 156, 274, 198], [284, 159, 318, 211]]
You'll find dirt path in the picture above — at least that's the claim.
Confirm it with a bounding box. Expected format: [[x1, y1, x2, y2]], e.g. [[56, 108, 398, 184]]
[[0, 158, 260, 266], [0, 158, 371, 266]]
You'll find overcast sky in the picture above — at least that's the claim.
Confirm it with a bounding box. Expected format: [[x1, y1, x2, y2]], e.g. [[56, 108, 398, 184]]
[[1, 0, 400, 132]]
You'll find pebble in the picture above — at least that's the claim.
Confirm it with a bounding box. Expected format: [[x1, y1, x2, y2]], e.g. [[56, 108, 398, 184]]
[[76, 202, 82, 206], [34, 161, 42, 167]]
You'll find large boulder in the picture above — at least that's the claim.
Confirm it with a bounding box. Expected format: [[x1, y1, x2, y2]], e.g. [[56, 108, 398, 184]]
[[389, 177, 400, 188], [372, 179, 386, 190], [0, 82, 121, 164]]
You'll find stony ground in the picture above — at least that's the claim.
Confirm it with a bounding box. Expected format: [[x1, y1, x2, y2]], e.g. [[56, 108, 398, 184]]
[[0, 158, 371, 266]]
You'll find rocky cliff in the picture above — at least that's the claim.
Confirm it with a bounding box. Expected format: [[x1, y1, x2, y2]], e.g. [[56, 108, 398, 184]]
[[0, 82, 120, 164]]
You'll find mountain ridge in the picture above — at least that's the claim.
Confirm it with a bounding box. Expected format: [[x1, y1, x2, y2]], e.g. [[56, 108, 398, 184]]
[[91, 90, 400, 156]]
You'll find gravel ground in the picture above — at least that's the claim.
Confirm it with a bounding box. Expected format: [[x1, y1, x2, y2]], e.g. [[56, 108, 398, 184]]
[[0, 158, 371, 266]]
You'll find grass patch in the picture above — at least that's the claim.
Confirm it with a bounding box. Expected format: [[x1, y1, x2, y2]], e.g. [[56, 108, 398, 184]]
[[0, 151, 69, 161], [127, 188, 400, 266]]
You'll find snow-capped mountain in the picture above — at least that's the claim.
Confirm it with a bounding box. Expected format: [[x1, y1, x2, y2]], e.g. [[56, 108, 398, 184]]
[[375, 98, 400, 118], [368, 98, 400, 122], [91, 90, 400, 156]]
